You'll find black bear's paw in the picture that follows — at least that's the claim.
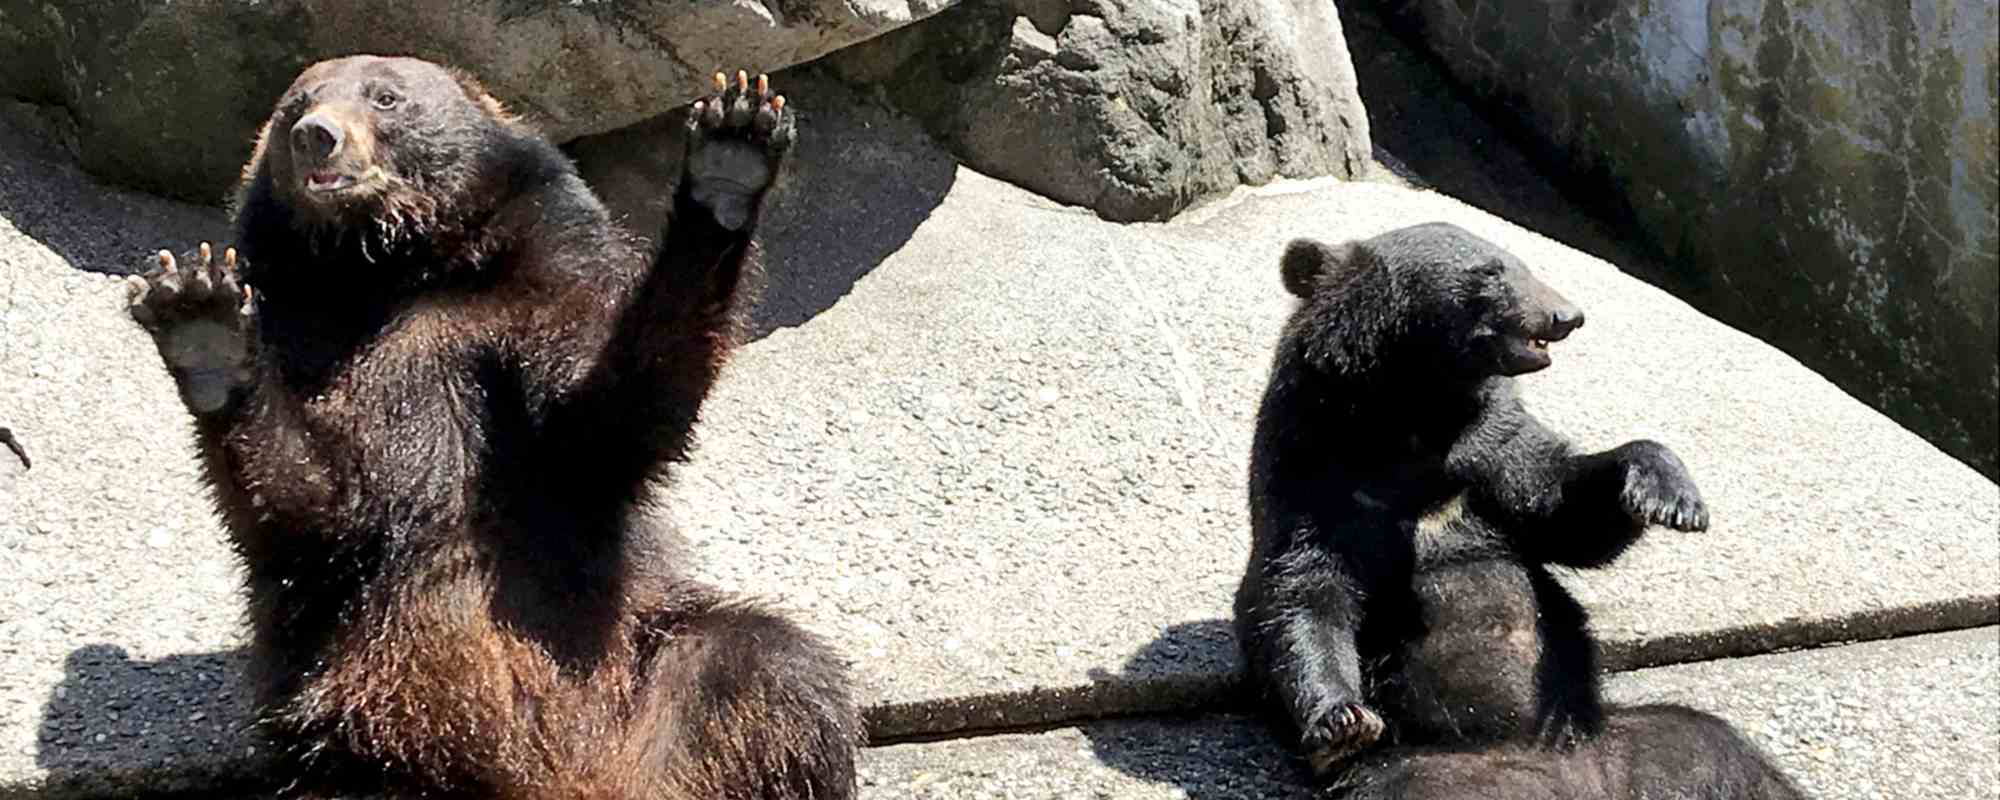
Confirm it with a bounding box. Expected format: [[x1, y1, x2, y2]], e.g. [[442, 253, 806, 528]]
[[684, 69, 795, 232], [126, 243, 254, 415], [1615, 440, 1709, 532], [1302, 701, 1385, 776]]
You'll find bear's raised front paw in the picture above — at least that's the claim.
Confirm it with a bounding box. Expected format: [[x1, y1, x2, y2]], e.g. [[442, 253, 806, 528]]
[[127, 243, 254, 415], [1302, 701, 1385, 776], [1616, 440, 1709, 532], [684, 69, 795, 232]]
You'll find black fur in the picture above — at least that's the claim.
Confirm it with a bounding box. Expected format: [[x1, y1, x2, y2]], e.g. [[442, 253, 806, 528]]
[[126, 57, 856, 799], [1235, 223, 1802, 798]]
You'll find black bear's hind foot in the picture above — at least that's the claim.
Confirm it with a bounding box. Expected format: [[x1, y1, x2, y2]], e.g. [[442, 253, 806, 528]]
[[1303, 702, 1386, 776], [684, 69, 795, 231], [1614, 439, 1710, 532], [127, 243, 254, 415]]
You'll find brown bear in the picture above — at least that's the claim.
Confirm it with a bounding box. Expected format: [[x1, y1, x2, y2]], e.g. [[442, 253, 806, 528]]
[[125, 56, 859, 799]]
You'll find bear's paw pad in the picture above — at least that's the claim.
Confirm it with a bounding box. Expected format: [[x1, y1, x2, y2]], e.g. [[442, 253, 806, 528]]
[[684, 69, 795, 231], [127, 243, 253, 413]]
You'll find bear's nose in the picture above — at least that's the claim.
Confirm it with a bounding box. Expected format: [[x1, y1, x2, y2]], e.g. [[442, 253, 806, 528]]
[[290, 113, 344, 161], [1550, 306, 1585, 338]]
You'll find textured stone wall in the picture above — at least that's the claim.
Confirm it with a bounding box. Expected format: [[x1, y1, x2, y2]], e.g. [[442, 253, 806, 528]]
[[823, 0, 1374, 222], [1376, 0, 1999, 477]]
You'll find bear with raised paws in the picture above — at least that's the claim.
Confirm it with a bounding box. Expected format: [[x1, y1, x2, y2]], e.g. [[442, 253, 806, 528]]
[[127, 57, 856, 799], [1234, 222, 1802, 799]]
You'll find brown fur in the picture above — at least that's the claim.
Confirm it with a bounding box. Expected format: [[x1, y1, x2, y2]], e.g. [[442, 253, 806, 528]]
[[131, 55, 857, 799]]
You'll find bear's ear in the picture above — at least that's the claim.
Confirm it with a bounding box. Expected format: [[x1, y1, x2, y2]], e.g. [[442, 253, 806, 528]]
[[1280, 238, 1360, 299], [449, 68, 519, 124]]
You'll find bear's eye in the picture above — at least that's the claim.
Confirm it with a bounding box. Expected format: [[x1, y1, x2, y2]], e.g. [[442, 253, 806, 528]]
[[372, 90, 403, 111], [1476, 262, 1504, 277]]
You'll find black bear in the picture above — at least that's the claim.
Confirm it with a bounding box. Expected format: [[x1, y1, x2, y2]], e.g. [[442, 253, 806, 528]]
[[1233, 222, 1802, 798], [125, 56, 860, 799]]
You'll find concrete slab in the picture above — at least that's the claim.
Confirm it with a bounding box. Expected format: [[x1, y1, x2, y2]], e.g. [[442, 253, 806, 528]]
[[676, 155, 2000, 735], [1, 75, 1995, 795], [859, 628, 2000, 799]]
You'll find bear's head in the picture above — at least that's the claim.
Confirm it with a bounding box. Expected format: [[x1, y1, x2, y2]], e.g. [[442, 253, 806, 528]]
[[248, 55, 518, 234], [1280, 222, 1584, 379]]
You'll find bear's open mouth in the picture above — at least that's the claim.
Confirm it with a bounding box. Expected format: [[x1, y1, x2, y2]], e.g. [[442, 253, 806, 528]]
[[1494, 329, 1566, 376], [306, 170, 356, 192]]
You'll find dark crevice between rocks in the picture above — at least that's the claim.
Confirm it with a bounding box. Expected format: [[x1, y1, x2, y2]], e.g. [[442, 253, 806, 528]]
[[863, 595, 2000, 747], [1339, 4, 1682, 295], [16, 599, 1992, 796], [1346, 2, 1997, 482]]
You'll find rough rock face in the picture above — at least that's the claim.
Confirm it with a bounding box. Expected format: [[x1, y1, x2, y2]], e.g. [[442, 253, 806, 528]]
[[0, 0, 956, 204], [823, 0, 1373, 222], [1370, 0, 2000, 478]]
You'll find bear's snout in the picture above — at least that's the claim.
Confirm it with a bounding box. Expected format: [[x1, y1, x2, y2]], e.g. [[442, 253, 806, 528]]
[[291, 113, 345, 162], [1548, 305, 1584, 340]]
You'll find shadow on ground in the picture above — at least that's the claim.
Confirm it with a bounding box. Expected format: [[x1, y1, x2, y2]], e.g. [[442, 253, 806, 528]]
[[24, 644, 272, 800], [1079, 620, 1319, 799], [0, 103, 229, 277]]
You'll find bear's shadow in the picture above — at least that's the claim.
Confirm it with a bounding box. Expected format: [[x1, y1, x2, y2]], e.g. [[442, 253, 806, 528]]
[[32, 643, 275, 799], [1078, 619, 1319, 800]]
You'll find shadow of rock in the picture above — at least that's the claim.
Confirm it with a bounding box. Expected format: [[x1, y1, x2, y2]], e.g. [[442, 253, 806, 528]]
[[565, 64, 958, 341], [1077, 619, 1320, 799], [27, 644, 272, 799], [0, 102, 230, 277]]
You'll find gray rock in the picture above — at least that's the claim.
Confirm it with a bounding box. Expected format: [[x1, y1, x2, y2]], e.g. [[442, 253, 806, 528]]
[[822, 0, 1372, 221], [682, 159, 1999, 740], [0, 0, 957, 204], [860, 628, 2000, 799], [1605, 628, 2000, 800], [1364, 0, 2000, 480]]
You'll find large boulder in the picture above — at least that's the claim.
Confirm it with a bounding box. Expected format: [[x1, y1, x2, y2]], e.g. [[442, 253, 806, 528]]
[[1366, 0, 2000, 479], [0, 0, 956, 204], [821, 0, 1373, 221]]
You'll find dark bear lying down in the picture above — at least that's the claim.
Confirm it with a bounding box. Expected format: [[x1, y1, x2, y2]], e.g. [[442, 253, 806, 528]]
[[1235, 223, 1804, 799], [125, 57, 858, 799]]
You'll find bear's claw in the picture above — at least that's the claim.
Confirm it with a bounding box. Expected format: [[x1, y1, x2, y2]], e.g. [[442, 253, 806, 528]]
[[682, 68, 795, 231], [690, 69, 793, 151], [128, 243, 248, 327], [128, 242, 254, 415], [1615, 441, 1710, 533], [1302, 701, 1385, 776]]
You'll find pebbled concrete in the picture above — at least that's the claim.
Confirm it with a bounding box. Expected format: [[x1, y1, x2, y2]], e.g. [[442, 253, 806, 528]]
[[675, 152, 2000, 737], [859, 628, 2000, 799], [1, 82, 1996, 795]]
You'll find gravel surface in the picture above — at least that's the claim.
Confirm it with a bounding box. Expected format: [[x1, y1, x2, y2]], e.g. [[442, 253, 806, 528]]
[[860, 628, 2000, 799], [1, 89, 1994, 793]]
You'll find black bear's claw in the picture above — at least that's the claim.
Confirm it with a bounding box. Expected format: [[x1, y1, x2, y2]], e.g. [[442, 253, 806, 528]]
[[1302, 701, 1385, 776], [689, 68, 793, 154], [127, 242, 251, 328], [682, 68, 796, 231], [127, 242, 255, 415], [1616, 441, 1710, 533]]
